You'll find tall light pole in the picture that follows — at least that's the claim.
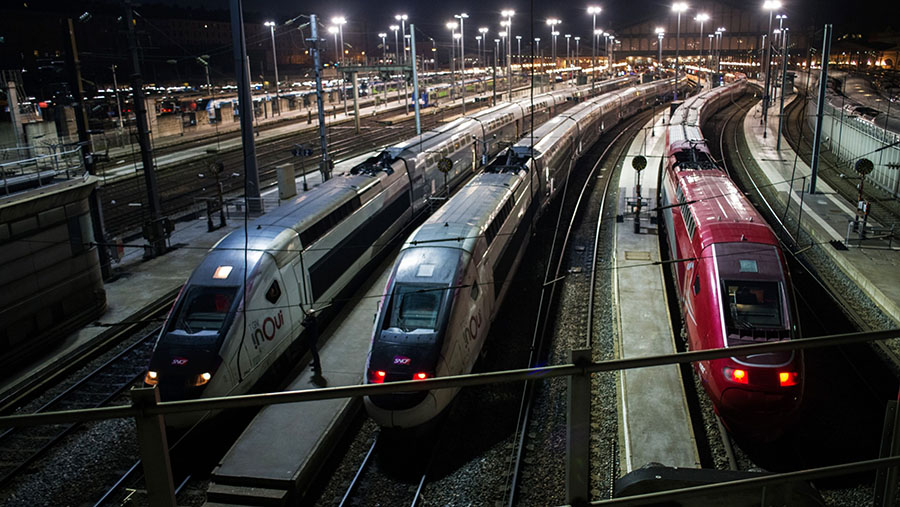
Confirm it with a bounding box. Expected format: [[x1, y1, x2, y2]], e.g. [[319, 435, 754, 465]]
[[379, 32, 387, 63], [516, 35, 522, 69], [395, 14, 408, 63], [588, 6, 601, 86], [762, 0, 781, 136], [476, 35, 483, 68], [332, 16, 346, 65], [656, 27, 665, 74], [328, 26, 339, 65], [546, 18, 560, 68], [708, 33, 715, 63], [502, 9, 514, 100], [535, 37, 541, 72], [695, 13, 709, 74], [264, 21, 280, 115], [716, 27, 725, 76], [575, 36, 581, 68], [565, 34, 571, 67], [773, 14, 787, 101], [447, 21, 458, 98], [672, 2, 688, 101], [603, 32, 610, 75], [390, 25, 400, 63], [455, 12, 468, 113], [479, 27, 489, 67]]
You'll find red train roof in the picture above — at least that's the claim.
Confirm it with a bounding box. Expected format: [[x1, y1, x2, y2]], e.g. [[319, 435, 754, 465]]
[[679, 170, 778, 249]]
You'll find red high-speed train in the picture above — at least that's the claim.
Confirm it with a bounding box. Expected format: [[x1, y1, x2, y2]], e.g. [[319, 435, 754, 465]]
[[660, 80, 803, 438]]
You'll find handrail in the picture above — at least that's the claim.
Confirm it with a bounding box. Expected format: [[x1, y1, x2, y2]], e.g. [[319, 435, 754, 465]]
[[0, 328, 895, 427]]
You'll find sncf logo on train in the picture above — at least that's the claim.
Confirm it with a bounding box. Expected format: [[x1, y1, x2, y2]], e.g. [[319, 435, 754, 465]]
[[171, 357, 189, 366], [393, 356, 411, 365]]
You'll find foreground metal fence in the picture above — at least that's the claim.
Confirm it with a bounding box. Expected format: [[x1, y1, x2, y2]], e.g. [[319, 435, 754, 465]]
[[0, 329, 898, 506], [0, 144, 85, 195], [809, 93, 900, 199]]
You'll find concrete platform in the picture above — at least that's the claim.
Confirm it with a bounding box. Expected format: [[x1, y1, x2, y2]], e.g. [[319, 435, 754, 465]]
[[743, 90, 900, 327], [206, 253, 392, 505], [613, 109, 700, 473]]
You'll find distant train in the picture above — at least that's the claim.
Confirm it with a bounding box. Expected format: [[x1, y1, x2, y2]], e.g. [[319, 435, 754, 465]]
[[660, 80, 803, 438], [141, 78, 634, 426], [364, 76, 691, 428]]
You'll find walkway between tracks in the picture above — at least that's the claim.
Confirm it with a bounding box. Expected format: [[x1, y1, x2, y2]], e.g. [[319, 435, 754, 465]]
[[614, 108, 700, 472]]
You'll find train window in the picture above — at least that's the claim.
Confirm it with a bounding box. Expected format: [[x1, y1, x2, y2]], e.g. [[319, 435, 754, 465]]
[[384, 283, 444, 331], [265, 280, 281, 304], [693, 275, 700, 295], [722, 280, 783, 329], [169, 286, 238, 333]]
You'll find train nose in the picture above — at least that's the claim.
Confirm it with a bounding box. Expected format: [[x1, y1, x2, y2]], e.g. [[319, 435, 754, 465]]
[[145, 340, 220, 401]]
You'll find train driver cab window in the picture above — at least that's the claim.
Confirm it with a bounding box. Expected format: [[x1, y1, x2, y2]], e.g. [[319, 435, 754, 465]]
[[722, 280, 782, 329], [170, 286, 238, 334], [265, 280, 281, 304], [384, 283, 443, 332]]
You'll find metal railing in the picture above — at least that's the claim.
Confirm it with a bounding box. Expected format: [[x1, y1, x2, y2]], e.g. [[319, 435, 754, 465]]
[[0, 329, 898, 506], [0, 144, 85, 195]]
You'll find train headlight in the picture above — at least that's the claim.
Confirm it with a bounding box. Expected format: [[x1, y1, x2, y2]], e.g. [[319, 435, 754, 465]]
[[723, 367, 749, 384], [191, 372, 212, 387], [144, 370, 159, 386]]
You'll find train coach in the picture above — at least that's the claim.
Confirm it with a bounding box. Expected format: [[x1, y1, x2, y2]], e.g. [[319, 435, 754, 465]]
[[660, 79, 803, 438], [141, 79, 634, 426], [363, 77, 690, 429]]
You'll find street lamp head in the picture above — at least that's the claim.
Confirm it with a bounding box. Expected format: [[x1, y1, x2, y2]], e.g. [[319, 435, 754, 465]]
[[551, 31, 560, 36], [264, 21, 275, 27], [587, 6, 602, 15], [332, 16, 346, 25], [516, 35, 523, 40], [695, 13, 709, 22], [500, 31, 508, 38], [763, 1, 781, 10], [446, 21, 458, 30], [565, 34, 571, 39], [534, 37, 540, 42], [717, 27, 726, 32], [328, 26, 338, 34], [500, 20, 509, 27], [574, 36, 581, 41], [479, 27, 489, 34], [501, 9, 515, 18], [776, 14, 788, 20], [378, 32, 387, 38], [475, 35, 482, 41], [546, 18, 560, 26], [390, 24, 399, 31], [594, 28, 604, 36], [672, 2, 689, 13], [395, 14, 408, 21], [655, 27, 665, 34], [455, 13, 469, 19], [453, 33, 461, 40]]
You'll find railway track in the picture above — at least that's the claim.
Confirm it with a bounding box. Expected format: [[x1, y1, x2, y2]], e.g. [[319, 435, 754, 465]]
[[0, 326, 160, 489], [506, 110, 655, 505]]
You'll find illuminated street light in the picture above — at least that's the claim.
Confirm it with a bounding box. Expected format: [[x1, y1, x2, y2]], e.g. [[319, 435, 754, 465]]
[[588, 6, 601, 85], [672, 2, 689, 101], [479, 27, 489, 67], [574, 36, 580, 68], [390, 25, 400, 63], [447, 21, 458, 97], [534, 37, 541, 72], [565, 34, 571, 67], [395, 14, 408, 63], [455, 13, 468, 113], [656, 27, 665, 71], [516, 35, 522, 69], [264, 21, 281, 115], [332, 16, 346, 65], [761, 0, 781, 135], [328, 26, 339, 65], [378, 32, 387, 63], [546, 18, 560, 69], [695, 13, 709, 70], [501, 9, 514, 100]]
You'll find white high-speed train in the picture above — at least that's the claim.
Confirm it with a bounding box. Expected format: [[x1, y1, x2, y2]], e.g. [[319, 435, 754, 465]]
[[142, 78, 635, 426], [364, 76, 692, 428]]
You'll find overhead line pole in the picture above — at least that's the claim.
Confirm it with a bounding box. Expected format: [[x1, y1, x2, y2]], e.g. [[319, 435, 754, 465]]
[[309, 15, 331, 181], [228, 0, 262, 209]]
